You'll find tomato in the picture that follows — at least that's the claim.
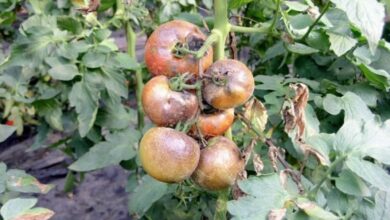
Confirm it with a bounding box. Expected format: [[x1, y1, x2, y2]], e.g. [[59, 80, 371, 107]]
[[202, 59, 254, 110], [192, 136, 244, 190], [192, 108, 234, 137], [139, 127, 200, 183], [144, 20, 213, 77], [5, 120, 14, 126], [142, 75, 199, 127]]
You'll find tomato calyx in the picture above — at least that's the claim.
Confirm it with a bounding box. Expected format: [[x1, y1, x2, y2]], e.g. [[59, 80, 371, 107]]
[[172, 35, 207, 59], [203, 71, 228, 87], [169, 73, 200, 91]]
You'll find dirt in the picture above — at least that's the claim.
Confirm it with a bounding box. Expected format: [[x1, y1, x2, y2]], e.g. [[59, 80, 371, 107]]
[[0, 134, 132, 220]]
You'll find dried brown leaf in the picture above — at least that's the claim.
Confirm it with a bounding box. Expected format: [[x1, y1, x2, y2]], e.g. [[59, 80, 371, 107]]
[[268, 208, 287, 220], [232, 170, 248, 200], [14, 209, 54, 220], [243, 98, 268, 133], [253, 153, 264, 175]]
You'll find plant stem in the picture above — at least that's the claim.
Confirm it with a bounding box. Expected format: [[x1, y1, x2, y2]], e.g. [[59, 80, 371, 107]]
[[125, 21, 144, 130], [308, 155, 346, 199], [116, 0, 125, 16], [269, 0, 281, 33], [195, 31, 219, 59], [214, 188, 229, 220], [230, 25, 269, 33], [301, 1, 331, 41], [213, 0, 230, 61]]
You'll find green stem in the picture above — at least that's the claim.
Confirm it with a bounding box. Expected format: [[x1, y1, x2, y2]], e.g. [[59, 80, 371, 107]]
[[301, 1, 331, 41], [213, 0, 230, 61], [308, 155, 347, 199], [116, 0, 125, 17], [230, 25, 269, 33], [195, 31, 219, 59], [269, 0, 281, 33], [125, 22, 144, 130], [214, 189, 230, 220]]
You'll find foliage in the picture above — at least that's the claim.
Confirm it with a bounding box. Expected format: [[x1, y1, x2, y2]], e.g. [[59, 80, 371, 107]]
[[1, 0, 390, 219]]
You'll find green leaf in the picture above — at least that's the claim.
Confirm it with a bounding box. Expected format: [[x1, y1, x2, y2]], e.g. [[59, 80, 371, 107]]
[[0, 124, 16, 142], [295, 198, 339, 220], [365, 191, 390, 219], [353, 44, 390, 90], [111, 53, 140, 70], [322, 94, 343, 115], [6, 169, 53, 194], [57, 16, 83, 35], [33, 99, 63, 131], [327, 32, 357, 56], [330, 0, 385, 53], [284, 1, 309, 12], [286, 43, 319, 55], [69, 127, 141, 172], [0, 163, 6, 194], [48, 64, 79, 81], [128, 175, 169, 217], [346, 157, 390, 192], [69, 81, 100, 137], [101, 68, 128, 98], [228, 0, 253, 9], [0, 198, 37, 220], [227, 174, 290, 219], [335, 170, 371, 197], [82, 51, 106, 68]]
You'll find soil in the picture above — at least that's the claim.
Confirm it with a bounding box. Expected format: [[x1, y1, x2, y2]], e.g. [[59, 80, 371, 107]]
[[0, 134, 132, 220]]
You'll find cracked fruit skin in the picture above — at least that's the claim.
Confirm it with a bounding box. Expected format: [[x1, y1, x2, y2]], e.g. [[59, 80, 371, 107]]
[[192, 136, 244, 190], [192, 108, 235, 137], [140, 127, 201, 183], [144, 20, 213, 77], [142, 75, 198, 127], [203, 59, 255, 110]]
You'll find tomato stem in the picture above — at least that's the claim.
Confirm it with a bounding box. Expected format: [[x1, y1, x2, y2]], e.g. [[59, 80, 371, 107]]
[[122, 5, 145, 130], [230, 24, 269, 33]]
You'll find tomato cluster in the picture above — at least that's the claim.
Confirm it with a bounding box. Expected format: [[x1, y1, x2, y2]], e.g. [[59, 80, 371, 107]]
[[140, 20, 254, 190]]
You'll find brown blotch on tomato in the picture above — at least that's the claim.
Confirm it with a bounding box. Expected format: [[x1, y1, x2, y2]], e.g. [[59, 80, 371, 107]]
[[142, 75, 199, 127], [192, 136, 244, 190], [140, 127, 201, 183], [203, 59, 255, 110], [144, 20, 213, 77]]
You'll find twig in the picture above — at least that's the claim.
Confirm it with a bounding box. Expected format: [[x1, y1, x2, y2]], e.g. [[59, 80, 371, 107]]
[[301, 1, 332, 41]]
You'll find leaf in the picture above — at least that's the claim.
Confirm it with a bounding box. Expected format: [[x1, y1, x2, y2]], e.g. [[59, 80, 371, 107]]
[[112, 53, 140, 70], [48, 64, 79, 81], [128, 175, 169, 218], [0, 163, 6, 193], [327, 32, 357, 56], [13, 208, 54, 220], [227, 174, 290, 220], [228, 0, 253, 9], [0, 124, 16, 142], [243, 98, 268, 133], [69, 127, 141, 171], [330, 0, 385, 53], [101, 68, 128, 98], [57, 16, 82, 34], [335, 170, 371, 197], [286, 43, 319, 55], [0, 198, 37, 220], [33, 99, 63, 131], [82, 51, 106, 68], [284, 1, 309, 12], [322, 94, 343, 115], [346, 157, 390, 192], [6, 169, 53, 194], [366, 191, 390, 220], [68, 81, 100, 137], [295, 198, 339, 220]]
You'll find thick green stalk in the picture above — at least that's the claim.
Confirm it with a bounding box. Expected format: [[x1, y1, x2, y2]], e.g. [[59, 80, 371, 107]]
[[116, 0, 125, 16], [214, 189, 229, 220], [125, 22, 144, 130]]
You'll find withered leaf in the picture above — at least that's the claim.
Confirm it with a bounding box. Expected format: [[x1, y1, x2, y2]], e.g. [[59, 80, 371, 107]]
[[268, 208, 287, 220], [253, 153, 264, 175], [243, 98, 268, 133]]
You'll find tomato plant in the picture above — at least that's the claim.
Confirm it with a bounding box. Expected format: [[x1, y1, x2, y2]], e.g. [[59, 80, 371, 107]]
[[1, 0, 390, 219]]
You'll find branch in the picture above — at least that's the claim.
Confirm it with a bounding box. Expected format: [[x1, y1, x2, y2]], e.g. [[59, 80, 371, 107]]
[[301, 1, 332, 41], [230, 24, 269, 33]]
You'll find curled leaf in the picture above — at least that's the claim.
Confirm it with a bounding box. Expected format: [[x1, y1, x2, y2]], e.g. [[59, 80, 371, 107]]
[[13, 208, 54, 220], [253, 153, 264, 175], [243, 98, 268, 133]]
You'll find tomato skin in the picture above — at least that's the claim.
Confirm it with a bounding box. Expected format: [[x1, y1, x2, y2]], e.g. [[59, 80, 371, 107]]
[[5, 120, 14, 126], [203, 59, 255, 110], [139, 127, 200, 183], [144, 20, 213, 77], [192, 108, 234, 137], [142, 75, 199, 127], [192, 136, 244, 190]]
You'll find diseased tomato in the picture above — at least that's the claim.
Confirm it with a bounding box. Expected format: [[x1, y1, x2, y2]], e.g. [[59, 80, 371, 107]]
[[203, 59, 255, 110], [192, 108, 234, 137], [139, 127, 200, 183], [144, 20, 213, 77], [142, 75, 199, 127], [192, 136, 244, 190]]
